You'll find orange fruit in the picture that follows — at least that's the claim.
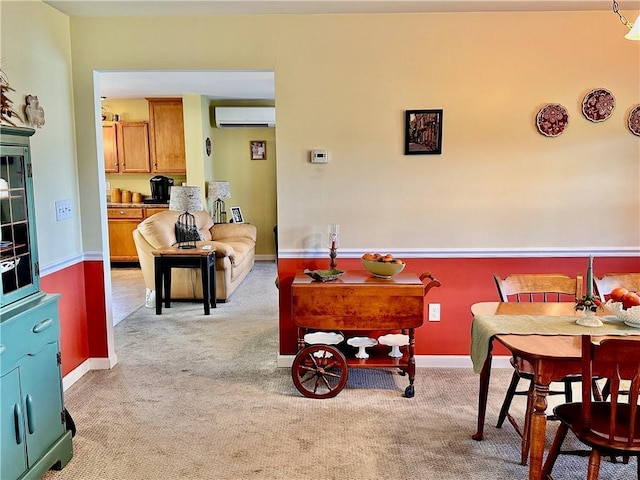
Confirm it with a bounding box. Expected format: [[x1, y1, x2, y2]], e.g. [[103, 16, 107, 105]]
[[609, 286, 628, 302], [622, 291, 640, 309]]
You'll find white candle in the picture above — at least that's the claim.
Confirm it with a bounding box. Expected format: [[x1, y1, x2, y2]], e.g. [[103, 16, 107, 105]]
[[328, 224, 339, 249]]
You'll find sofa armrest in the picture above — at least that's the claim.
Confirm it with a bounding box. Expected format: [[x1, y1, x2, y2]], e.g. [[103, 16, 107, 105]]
[[211, 223, 257, 243]]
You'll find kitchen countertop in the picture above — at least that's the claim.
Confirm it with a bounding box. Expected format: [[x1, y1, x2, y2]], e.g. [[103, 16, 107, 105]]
[[107, 202, 169, 208]]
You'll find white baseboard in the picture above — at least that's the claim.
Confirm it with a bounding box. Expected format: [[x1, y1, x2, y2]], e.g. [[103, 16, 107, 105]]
[[277, 354, 511, 369], [61, 354, 118, 391], [255, 255, 276, 261]]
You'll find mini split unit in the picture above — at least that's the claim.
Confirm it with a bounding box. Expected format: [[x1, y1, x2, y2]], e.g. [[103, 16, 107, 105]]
[[214, 107, 276, 128]]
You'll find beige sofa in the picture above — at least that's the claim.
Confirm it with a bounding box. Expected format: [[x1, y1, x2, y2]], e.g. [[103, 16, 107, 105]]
[[133, 210, 257, 303]]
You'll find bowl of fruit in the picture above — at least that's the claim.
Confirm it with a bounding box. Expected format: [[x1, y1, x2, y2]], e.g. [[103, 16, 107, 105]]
[[361, 252, 406, 278], [606, 287, 640, 326]]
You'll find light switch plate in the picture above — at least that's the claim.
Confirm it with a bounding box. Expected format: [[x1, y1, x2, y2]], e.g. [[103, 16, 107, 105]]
[[55, 199, 72, 221]]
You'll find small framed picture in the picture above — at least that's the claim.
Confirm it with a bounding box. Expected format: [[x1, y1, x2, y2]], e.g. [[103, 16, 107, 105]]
[[404, 109, 443, 155], [230, 206, 244, 224], [250, 140, 267, 160]]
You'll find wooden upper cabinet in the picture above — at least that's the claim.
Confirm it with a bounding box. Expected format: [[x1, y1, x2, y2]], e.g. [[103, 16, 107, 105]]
[[147, 98, 186, 173], [117, 121, 150, 173], [102, 121, 151, 174], [102, 123, 119, 172]]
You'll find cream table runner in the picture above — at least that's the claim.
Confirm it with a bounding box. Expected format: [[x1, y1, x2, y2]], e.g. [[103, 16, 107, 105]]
[[470, 315, 640, 374]]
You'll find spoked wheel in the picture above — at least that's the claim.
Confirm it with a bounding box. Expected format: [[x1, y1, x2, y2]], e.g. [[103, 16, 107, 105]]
[[291, 344, 348, 399]]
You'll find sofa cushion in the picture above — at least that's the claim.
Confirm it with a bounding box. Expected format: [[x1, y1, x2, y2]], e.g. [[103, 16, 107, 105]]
[[223, 238, 254, 266], [211, 223, 257, 242]]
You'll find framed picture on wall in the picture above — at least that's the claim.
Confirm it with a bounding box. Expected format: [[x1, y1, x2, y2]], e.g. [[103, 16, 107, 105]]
[[230, 206, 244, 224], [250, 140, 267, 160], [404, 109, 443, 155]]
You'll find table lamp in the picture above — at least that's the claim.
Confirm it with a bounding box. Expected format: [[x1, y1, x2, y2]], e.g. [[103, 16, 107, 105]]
[[208, 181, 231, 224], [169, 185, 203, 249]]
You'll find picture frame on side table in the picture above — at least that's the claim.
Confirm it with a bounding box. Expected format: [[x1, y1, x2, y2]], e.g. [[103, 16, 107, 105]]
[[230, 206, 244, 224], [404, 109, 443, 155], [250, 140, 267, 160]]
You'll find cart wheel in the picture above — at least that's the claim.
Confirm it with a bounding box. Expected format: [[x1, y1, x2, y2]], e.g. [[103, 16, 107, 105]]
[[404, 384, 415, 398], [291, 344, 348, 399]]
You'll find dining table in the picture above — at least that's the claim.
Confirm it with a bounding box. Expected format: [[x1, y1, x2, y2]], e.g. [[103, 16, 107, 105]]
[[469, 301, 640, 480]]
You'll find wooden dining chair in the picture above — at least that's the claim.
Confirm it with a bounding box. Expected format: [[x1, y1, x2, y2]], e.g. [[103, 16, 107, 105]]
[[493, 273, 588, 465], [593, 273, 640, 301], [541, 335, 640, 480], [593, 273, 640, 405]]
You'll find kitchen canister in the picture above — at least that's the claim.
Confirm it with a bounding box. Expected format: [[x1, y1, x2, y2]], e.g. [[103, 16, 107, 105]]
[[111, 188, 122, 203], [132, 192, 142, 203], [122, 190, 132, 203]]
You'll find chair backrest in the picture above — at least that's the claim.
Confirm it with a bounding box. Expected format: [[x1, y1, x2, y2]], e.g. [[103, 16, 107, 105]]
[[493, 273, 583, 302], [593, 273, 640, 300], [580, 335, 640, 448]]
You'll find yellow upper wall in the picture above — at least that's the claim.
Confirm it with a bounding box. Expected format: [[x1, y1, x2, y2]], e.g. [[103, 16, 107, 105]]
[[65, 10, 639, 256], [1, 1, 83, 267]]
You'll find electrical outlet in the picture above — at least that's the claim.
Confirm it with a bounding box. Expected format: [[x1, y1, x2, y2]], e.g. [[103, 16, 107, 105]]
[[106, 181, 111, 192], [55, 199, 72, 221], [428, 303, 441, 321]]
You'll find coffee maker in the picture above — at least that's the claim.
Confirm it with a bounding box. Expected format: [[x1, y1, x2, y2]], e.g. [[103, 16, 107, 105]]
[[148, 175, 174, 204]]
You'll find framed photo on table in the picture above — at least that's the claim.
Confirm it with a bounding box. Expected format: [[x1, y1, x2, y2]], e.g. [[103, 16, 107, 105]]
[[404, 109, 443, 155], [250, 140, 267, 160], [230, 206, 244, 224]]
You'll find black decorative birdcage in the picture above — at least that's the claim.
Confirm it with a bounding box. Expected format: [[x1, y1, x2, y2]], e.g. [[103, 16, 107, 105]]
[[175, 211, 197, 249]]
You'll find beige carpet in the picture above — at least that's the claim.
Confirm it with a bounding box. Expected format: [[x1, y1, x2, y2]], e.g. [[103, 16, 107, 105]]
[[43, 262, 635, 480]]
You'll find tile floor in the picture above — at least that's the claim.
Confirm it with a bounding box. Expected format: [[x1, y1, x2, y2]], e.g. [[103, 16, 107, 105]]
[[110, 267, 147, 324]]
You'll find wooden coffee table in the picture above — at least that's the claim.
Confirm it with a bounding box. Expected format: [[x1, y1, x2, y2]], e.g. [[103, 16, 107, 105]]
[[152, 246, 216, 315]]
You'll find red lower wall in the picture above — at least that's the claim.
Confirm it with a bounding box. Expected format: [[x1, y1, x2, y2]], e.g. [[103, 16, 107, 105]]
[[41, 260, 107, 376], [277, 256, 640, 357], [39, 255, 640, 378]]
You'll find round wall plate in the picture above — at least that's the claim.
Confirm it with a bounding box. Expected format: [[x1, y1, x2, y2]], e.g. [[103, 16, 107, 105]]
[[536, 103, 569, 137], [581, 88, 615, 122], [628, 105, 640, 136]]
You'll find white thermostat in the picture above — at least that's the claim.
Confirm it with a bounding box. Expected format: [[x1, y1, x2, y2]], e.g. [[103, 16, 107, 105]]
[[310, 149, 328, 164]]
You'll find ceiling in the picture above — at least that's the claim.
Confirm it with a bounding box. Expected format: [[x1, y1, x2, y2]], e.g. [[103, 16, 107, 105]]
[[44, 0, 638, 101], [43, 1, 639, 17]]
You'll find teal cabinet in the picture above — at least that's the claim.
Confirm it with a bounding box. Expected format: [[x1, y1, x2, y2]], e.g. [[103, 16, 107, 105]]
[[1, 368, 27, 479], [0, 127, 72, 479]]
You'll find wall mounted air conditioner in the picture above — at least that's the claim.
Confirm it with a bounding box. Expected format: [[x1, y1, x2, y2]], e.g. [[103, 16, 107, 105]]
[[214, 107, 276, 128]]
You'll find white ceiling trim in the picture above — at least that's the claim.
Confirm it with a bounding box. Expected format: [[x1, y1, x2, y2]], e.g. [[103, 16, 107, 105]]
[[44, 1, 640, 18]]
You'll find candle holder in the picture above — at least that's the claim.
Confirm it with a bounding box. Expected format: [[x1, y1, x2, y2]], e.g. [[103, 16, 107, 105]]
[[327, 224, 339, 270], [575, 255, 603, 327]]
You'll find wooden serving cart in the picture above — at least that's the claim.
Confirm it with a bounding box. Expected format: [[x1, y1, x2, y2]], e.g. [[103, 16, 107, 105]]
[[291, 270, 441, 399]]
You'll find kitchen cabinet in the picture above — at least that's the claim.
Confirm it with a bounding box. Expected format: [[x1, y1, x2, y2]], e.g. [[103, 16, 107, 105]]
[[147, 98, 186, 173], [102, 121, 151, 174], [117, 122, 151, 173], [0, 126, 73, 479], [108, 205, 168, 262], [102, 123, 118, 173]]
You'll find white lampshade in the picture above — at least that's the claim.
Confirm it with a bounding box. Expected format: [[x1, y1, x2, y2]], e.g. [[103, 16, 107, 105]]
[[626, 15, 640, 40], [169, 186, 203, 211], [207, 181, 231, 199]]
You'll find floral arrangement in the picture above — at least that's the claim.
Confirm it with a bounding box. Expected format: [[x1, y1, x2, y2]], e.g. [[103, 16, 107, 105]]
[[574, 294, 602, 312]]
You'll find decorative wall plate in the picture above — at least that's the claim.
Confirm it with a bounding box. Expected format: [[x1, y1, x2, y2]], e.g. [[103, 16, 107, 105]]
[[581, 88, 615, 122], [536, 103, 569, 137], [628, 105, 640, 136]]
